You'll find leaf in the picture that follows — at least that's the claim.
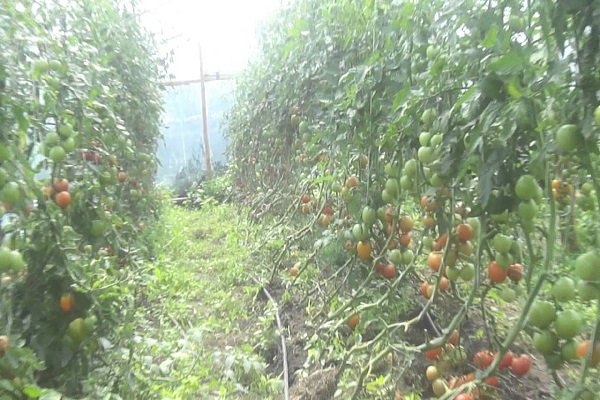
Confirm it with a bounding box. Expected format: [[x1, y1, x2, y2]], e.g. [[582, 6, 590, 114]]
[[39, 390, 63, 400], [487, 52, 524, 75], [478, 147, 509, 208], [481, 25, 499, 49], [451, 86, 476, 113], [243, 358, 252, 374], [98, 337, 113, 350], [23, 385, 43, 398], [552, 3, 567, 54], [347, 195, 361, 219]]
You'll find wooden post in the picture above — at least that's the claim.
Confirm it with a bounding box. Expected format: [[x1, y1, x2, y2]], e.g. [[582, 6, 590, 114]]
[[198, 43, 212, 178]]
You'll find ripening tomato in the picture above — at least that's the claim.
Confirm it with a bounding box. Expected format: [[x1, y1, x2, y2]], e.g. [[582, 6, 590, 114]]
[[473, 351, 494, 369], [497, 351, 514, 370], [488, 261, 507, 283], [425, 346, 444, 360], [456, 223, 473, 242], [60, 294, 74, 313], [348, 314, 360, 331], [511, 354, 532, 376]]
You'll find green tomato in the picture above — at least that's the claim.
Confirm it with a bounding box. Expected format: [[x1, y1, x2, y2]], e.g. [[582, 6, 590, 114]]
[[552, 277, 576, 303], [352, 223, 369, 241], [500, 287, 516, 302], [68, 318, 88, 343], [49, 146, 67, 163], [492, 234, 513, 254], [417, 146, 435, 164], [495, 252, 513, 269], [404, 159, 417, 177], [45, 131, 60, 146], [362, 207, 377, 226], [385, 179, 399, 198], [528, 300, 556, 329], [0, 168, 8, 186], [460, 264, 475, 281], [430, 174, 445, 188], [49, 59, 63, 71], [575, 251, 600, 282], [577, 280, 600, 301], [555, 124, 582, 152], [399, 175, 413, 190], [426, 45, 440, 61], [561, 340, 579, 361], [595, 105, 600, 128], [544, 353, 564, 370], [421, 108, 437, 127], [466, 217, 480, 237], [419, 131, 431, 146], [384, 162, 399, 178], [402, 249, 414, 265], [422, 236, 434, 249], [555, 310, 583, 340], [1, 182, 21, 205], [533, 329, 559, 355], [84, 315, 97, 332], [515, 174, 539, 201], [517, 199, 537, 221], [381, 189, 393, 203], [33, 60, 49, 75], [430, 134, 443, 147], [490, 209, 509, 223], [89, 220, 105, 238], [446, 265, 461, 282], [389, 249, 402, 265], [0, 247, 14, 273], [581, 182, 593, 196], [298, 121, 309, 134], [61, 137, 76, 153], [59, 124, 74, 138], [290, 115, 300, 127], [521, 218, 535, 234]]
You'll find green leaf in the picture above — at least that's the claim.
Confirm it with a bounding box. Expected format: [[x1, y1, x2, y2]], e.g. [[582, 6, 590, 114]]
[[552, 3, 567, 54], [481, 25, 499, 48], [348, 195, 361, 219], [451, 86, 476, 113], [23, 385, 43, 398], [39, 390, 63, 400], [392, 87, 408, 112], [487, 52, 524, 75]]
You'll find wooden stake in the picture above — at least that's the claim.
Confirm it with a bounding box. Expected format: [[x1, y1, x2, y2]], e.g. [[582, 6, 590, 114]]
[[198, 43, 212, 178]]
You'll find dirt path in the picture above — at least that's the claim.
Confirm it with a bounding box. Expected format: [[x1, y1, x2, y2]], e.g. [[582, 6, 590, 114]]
[[115, 204, 288, 399]]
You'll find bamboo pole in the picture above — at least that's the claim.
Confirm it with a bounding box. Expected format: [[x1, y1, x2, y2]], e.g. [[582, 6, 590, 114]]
[[198, 43, 212, 178]]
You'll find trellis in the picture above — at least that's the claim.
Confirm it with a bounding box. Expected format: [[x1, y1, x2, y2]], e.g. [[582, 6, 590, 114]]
[[162, 43, 236, 178]]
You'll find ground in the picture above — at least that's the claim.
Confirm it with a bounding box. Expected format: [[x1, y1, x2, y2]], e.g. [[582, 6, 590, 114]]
[[122, 203, 576, 400]]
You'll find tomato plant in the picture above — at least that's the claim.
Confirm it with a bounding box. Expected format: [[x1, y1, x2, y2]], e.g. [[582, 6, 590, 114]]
[[0, 0, 166, 396], [224, 0, 600, 398]]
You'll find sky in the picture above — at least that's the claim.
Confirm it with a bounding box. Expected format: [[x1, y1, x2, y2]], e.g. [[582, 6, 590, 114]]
[[139, 0, 282, 80]]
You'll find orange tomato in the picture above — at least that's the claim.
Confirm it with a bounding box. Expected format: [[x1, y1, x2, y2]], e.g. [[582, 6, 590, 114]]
[[488, 261, 507, 284], [348, 314, 360, 331], [428, 252, 443, 272], [356, 241, 371, 261], [55, 191, 71, 209], [60, 294, 74, 313]]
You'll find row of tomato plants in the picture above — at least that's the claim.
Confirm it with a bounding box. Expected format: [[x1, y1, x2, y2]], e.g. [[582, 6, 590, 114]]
[[225, 0, 600, 398], [0, 0, 166, 397]]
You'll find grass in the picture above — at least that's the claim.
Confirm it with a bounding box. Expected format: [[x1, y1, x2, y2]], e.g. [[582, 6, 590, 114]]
[[90, 203, 283, 399]]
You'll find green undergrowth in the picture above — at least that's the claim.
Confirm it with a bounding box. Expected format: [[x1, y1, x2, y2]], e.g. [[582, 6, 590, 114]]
[[93, 203, 284, 399]]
